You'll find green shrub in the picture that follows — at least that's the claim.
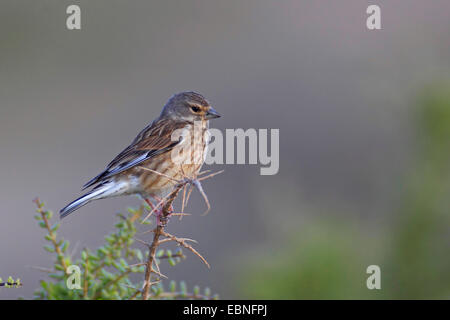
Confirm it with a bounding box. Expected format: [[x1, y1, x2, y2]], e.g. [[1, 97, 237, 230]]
[[32, 198, 217, 300]]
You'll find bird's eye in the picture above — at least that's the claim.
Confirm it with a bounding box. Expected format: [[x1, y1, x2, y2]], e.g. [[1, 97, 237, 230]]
[[191, 106, 201, 113]]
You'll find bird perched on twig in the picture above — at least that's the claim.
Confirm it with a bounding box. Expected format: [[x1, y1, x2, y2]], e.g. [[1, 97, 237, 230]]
[[60, 91, 221, 219]]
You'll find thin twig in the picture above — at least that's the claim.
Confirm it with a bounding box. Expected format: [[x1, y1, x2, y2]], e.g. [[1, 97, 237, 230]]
[[33, 198, 68, 273], [83, 248, 89, 299], [161, 230, 210, 269], [198, 169, 224, 181], [28, 266, 54, 273], [180, 184, 188, 220]]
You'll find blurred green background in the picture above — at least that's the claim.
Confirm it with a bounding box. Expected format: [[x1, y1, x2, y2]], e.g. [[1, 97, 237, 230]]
[[0, 1, 449, 299], [239, 87, 450, 299]]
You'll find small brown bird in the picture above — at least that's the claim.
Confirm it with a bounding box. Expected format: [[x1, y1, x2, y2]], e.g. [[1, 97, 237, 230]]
[[60, 91, 220, 218]]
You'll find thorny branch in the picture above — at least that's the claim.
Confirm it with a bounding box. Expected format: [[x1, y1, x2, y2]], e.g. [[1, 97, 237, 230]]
[[141, 184, 184, 300], [140, 170, 222, 300]]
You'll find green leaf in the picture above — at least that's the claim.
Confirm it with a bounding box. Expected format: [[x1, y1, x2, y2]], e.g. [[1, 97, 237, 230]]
[[115, 222, 124, 229], [44, 245, 54, 253], [119, 259, 128, 268], [61, 241, 69, 253], [180, 281, 187, 296], [49, 273, 63, 280], [54, 264, 64, 271], [51, 223, 60, 232], [193, 285, 200, 296], [98, 247, 108, 256], [64, 257, 72, 266], [40, 281, 48, 290], [156, 249, 164, 258], [135, 249, 143, 261], [170, 281, 176, 292]]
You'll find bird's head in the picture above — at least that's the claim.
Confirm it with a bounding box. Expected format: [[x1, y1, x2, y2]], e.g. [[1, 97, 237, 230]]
[[161, 91, 221, 122]]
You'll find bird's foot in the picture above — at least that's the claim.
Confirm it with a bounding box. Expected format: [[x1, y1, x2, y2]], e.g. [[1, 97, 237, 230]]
[[143, 196, 173, 226], [155, 203, 174, 227]]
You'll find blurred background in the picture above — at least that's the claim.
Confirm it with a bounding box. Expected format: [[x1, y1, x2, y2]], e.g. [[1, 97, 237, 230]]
[[1, 0, 449, 299]]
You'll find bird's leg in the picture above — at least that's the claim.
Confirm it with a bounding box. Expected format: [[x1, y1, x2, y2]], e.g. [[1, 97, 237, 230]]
[[152, 195, 174, 213], [149, 195, 173, 227], [144, 198, 156, 211], [144, 197, 166, 225], [155, 204, 174, 227], [141, 193, 176, 224]]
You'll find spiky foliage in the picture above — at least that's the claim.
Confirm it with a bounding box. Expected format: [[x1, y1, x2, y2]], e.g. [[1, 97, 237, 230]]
[[32, 199, 217, 300]]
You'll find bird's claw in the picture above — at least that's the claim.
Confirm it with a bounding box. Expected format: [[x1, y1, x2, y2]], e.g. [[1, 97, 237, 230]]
[[155, 203, 174, 227]]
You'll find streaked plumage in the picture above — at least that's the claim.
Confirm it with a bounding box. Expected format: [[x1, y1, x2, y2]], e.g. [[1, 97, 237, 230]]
[[60, 91, 220, 218]]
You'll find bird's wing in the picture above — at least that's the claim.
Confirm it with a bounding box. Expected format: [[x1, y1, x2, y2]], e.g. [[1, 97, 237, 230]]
[[82, 118, 191, 190]]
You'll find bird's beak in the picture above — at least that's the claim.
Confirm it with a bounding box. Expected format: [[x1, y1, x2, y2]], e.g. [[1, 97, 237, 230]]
[[206, 107, 221, 119]]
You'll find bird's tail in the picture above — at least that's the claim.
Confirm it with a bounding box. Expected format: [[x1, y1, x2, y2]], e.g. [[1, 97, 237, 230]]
[[60, 185, 111, 219]]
